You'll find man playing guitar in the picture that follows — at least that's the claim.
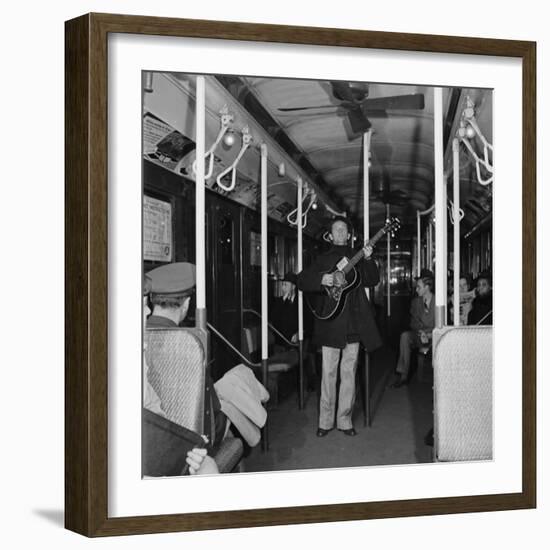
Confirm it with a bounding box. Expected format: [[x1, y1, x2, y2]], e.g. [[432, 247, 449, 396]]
[[297, 217, 382, 437]]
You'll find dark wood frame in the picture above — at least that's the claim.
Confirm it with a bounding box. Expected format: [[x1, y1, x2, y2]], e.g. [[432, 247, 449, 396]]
[[65, 12, 536, 537]]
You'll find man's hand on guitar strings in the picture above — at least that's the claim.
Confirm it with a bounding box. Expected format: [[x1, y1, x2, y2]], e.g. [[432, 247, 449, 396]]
[[363, 244, 374, 258]]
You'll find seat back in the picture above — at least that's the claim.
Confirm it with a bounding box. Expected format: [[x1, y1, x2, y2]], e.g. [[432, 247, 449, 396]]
[[242, 325, 274, 360], [145, 328, 205, 434], [433, 326, 493, 461]]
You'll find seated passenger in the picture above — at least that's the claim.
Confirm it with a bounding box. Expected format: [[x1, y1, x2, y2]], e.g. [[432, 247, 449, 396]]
[[391, 269, 435, 388], [142, 273, 218, 475], [468, 272, 493, 325], [146, 262, 227, 457], [458, 274, 476, 325], [448, 274, 476, 325]]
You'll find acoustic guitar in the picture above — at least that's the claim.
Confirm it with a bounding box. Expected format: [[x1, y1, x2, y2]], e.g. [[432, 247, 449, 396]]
[[306, 217, 401, 321]]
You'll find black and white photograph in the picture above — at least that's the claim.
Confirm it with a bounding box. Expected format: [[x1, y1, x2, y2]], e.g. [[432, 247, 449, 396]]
[[141, 72, 494, 477]]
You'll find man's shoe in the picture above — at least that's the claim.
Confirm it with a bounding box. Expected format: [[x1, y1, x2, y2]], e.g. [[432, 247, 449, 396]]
[[316, 427, 332, 437], [338, 428, 357, 436]]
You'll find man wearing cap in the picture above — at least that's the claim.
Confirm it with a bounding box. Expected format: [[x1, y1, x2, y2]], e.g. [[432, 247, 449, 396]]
[[297, 217, 381, 437], [147, 262, 196, 328], [392, 269, 435, 388], [142, 273, 218, 475], [146, 262, 227, 454]]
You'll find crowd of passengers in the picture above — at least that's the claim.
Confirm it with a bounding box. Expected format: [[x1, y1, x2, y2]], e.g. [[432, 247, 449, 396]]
[[142, 253, 492, 474], [391, 269, 493, 388]]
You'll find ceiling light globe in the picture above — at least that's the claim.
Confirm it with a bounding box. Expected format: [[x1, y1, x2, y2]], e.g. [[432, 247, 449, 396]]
[[223, 132, 236, 147]]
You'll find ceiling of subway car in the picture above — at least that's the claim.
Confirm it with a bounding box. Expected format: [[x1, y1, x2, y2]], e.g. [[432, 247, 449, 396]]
[[216, 75, 493, 238]]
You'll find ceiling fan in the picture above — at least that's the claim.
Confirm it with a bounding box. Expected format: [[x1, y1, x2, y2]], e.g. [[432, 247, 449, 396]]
[[278, 81, 424, 136], [369, 170, 409, 207]]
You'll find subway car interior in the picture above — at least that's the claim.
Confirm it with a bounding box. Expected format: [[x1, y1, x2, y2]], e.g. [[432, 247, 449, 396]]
[[142, 71, 493, 475]]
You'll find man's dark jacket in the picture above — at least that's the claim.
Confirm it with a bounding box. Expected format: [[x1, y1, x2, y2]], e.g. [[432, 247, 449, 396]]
[[297, 244, 382, 351], [468, 292, 493, 325]]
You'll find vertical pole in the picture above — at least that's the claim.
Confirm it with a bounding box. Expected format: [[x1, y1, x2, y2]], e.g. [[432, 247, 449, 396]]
[[297, 177, 304, 410], [434, 87, 446, 328], [260, 144, 269, 450], [363, 131, 372, 426], [453, 138, 461, 326], [363, 131, 371, 245], [195, 76, 207, 331], [386, 203, 391, 317], [260, 144, 268, 361], [195, 76, 209, 441], [417, 211, 421, 277], [428, 222, 433, 270]]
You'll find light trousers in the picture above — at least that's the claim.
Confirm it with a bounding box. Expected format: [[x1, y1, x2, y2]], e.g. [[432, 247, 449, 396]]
[[396, 330, 420, 377], [319, 342, 359, 430]]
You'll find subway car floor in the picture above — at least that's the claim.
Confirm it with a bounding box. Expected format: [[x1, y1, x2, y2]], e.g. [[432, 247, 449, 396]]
[[242, 347, 434, 472]]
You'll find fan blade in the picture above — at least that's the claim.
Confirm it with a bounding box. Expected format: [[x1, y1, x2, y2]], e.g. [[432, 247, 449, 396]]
[[362, 93, 425, 111], [362, 110, 388, 118], [278, 104, 338, 112]]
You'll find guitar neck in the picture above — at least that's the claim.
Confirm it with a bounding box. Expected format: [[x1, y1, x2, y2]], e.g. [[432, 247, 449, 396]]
[[342, 228, 386, 274]]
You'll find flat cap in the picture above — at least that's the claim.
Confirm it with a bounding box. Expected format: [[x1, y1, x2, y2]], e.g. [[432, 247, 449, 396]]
[[147, 262, 196, 296], [417, 268, 434, 280]]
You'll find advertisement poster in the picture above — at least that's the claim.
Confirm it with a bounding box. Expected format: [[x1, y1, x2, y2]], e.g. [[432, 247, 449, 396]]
[[144, 195, 173, 262]]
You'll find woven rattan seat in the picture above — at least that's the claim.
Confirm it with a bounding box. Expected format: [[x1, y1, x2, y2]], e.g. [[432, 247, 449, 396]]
[[433, 326, 493, 461]]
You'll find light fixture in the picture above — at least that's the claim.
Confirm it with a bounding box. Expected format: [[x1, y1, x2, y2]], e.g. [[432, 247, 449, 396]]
[[222, 130, 236, 148], [465, 124, 476, 139]]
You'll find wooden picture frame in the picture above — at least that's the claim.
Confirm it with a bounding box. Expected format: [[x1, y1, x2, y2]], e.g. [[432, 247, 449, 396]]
[[65, 12, 536, 537]]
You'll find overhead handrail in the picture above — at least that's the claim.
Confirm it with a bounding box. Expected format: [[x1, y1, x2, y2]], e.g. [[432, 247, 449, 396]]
[[243, 308, 299, 348], [461, 137, 493, 186], [192, 108, 234, 180], [286, 183, 316, 229], [458, 97, 493, 186], [207, 322, 261, 369], [447, 200, 465, 225], [215, 126, 253, 192]]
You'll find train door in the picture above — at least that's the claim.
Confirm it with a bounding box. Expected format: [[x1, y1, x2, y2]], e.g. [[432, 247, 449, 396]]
[[206, 195, 243, 379]]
